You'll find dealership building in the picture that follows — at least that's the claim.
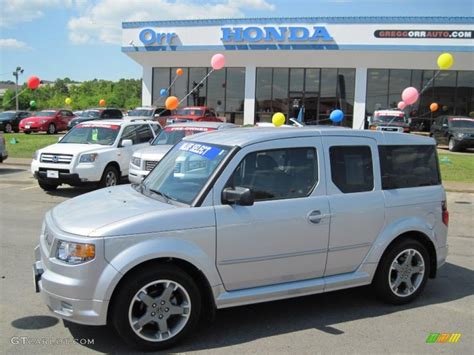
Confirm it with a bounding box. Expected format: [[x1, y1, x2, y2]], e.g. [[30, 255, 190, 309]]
[[122, 17, 473, 128]]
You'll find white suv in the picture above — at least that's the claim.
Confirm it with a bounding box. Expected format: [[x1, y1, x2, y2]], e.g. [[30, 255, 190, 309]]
[[31, 120, 161, 190]]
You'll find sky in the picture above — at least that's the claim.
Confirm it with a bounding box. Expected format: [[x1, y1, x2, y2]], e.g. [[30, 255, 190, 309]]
[[0, 0, 472, 83]]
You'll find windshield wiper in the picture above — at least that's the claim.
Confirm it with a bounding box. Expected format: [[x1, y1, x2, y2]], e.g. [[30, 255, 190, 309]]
[[149, 188, 174, 203]]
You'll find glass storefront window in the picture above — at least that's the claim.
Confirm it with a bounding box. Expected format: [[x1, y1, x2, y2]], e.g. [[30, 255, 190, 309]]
[[256, 68, 272, 120], [188, 68, 208, 106], [366, 69, 389, 115], [152, 68, 171, 106], [226, 68, 245, 118], [455, 71, 473, 116], [273, 68, 289, 115], [171, 67, 188, 105]]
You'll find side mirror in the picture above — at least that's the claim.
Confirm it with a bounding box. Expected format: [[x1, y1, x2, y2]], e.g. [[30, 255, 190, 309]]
[[154, 113, 160, 118], [222, 186, 254, 206], [121, 139, 133, 147], [58, 136, 64, 142]]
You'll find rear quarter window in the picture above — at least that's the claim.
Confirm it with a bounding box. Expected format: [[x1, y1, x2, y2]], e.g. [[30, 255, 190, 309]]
[[379, 145, 441, 189]]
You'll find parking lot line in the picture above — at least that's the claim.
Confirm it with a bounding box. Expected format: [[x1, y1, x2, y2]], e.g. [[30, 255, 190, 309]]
[[20, 185, 39, 190]]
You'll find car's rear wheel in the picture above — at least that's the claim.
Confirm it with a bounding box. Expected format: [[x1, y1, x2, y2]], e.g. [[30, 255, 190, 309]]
[[111, 265, 201, 351], [47, 123, 56, 135], [99, 165, 119, 188], [38, 181, 59, 191], [374, 239, 430, 305], [24, 131, 31, 134], [5, 123, 13, 133]]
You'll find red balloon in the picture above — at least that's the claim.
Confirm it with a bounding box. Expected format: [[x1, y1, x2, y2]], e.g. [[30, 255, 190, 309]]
[[27, 76, 41, 90]]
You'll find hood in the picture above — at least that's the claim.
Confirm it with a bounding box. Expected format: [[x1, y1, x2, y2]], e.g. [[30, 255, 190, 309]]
[[23, 116, 53, 122], [40, 142, 108, 155], [134, 144, 172, 160], [170, 115, 200, 120], [451, 127, 474, 134], [51, 185, 176, 236], [71, 117, 95, 124], [0, 116, 15, 122]]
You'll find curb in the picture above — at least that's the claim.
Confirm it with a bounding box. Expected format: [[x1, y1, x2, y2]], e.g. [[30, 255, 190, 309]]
[[1, 159, 31, 167]]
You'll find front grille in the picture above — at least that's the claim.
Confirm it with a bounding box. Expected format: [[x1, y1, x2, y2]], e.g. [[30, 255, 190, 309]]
[[145, 160, 159, 171], [41, 153, 73, 164], [39, 168, 70, 174]]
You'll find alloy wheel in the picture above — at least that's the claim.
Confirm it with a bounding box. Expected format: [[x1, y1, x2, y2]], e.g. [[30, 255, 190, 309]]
[[388, 248, 425, 297], [105, 171, 117, 186]]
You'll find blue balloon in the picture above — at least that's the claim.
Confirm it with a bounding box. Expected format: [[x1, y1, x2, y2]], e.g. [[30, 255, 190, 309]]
[[329, 109, 344, 123], [159, 88, 168, 97]]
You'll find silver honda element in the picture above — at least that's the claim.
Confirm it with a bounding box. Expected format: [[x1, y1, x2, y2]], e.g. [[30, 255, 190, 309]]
[[33, 127, 448, 350]]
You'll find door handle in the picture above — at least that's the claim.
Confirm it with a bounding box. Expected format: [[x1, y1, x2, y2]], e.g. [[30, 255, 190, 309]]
[[307, 210, 332, 224]]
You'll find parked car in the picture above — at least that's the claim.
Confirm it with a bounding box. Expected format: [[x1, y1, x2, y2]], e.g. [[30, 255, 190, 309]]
[[31, 120, 161, 191], [166, 106, 222, 124], [127, 106, 172, 127], [33, 127, 447, 350], [19, 109, 75, 134], [0, 132, 7, 162], [67, 108, 123, 130], [129, 121, 237, 183], [369, 109, 410, 133], [430, 115, 474, 151], [0, 110, 31, 133]]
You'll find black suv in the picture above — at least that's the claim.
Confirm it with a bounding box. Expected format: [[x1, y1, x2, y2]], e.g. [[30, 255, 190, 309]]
[[0, 111, 31, 133], [67, 108, 123, 130], [430, 115, 474, 151]]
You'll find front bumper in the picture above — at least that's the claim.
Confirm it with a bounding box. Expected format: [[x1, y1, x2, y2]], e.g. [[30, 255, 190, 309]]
[[31, 159, 104, 185], [35, 171, 83, 186], [453, 137, 474, 148], [20, 123, 48, 132], [128, 166, 149, 184]]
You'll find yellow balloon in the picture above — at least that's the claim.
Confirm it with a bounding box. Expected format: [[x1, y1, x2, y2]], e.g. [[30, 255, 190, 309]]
[[65, 97, 72, 105], [437, 53, 454, 70], [272, 112, 286, 127]]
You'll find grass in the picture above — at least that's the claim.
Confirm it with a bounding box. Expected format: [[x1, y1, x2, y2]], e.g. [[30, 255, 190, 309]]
[[438, 153, 474, 183], [4, 133, 60, 159], [3, 132, 473, 183]]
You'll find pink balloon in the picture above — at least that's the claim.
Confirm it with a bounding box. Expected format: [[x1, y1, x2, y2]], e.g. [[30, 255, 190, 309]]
[[401, 87, 419, 105], [211, 53, 225, 70], [397, 101, 406, 110]]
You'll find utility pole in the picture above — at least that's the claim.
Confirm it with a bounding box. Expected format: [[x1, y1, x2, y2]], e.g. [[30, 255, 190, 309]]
[[12, 66, 24, 111]]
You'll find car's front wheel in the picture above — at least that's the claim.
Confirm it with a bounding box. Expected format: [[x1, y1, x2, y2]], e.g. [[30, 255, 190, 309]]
[[374, 239, 430, 305], [99, 165, 119, 188], [111, 265, 201, 351], [47, 123, 56, 135], [5, 123, 13, 133], [448, 137, 459, 152]]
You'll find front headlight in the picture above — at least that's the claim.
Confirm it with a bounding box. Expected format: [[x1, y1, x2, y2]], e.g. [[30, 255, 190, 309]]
[[131, 156, 141, 167], [79, 153, 98, 163], [455, 132, 466, 138], [56, 240, 95, 264]]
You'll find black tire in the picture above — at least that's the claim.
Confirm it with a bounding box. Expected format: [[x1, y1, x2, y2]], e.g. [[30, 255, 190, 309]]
[[448, 137, 459, 152], [47, 123, 56, 135], [111, 264, 202, 351], [38, 181, 59, 191], [99, 165, 119, 188], [373, 239, 430, 305], [24, 131, 31, 134], [5, 123, 13, 133]]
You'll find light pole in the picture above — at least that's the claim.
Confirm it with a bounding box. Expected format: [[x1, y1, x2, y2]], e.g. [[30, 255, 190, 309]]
[[12, 66, 24, 111]]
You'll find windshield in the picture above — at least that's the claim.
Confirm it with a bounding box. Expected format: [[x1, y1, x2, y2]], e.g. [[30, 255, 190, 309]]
[[37, 111, 56, 117], [152, 127, 213, 146], [373, 115, 406, 123], [128, 109, 153, 117], [449, 118, 474, 128], [0, 112, 15, 119], [83, 110, 100, 118], [60, 124, 120, 145], [142, 141, 230, 205], [176, 108, 203, 116]]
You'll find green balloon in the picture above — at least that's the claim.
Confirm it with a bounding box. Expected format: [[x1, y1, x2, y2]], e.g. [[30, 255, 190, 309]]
[[29, 100, 36, 107]]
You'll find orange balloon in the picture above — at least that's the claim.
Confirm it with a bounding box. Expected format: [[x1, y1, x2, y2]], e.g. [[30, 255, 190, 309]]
[[165, 96, 179, 110], [430, 103, 439, 112], [176, 68, 183, 76], [99, 99, 106, 107]]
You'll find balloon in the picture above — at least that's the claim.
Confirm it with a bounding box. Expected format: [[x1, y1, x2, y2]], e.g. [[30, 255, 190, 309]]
[[65, 97, 72, 105], [159, 88, 168, 97], [211, 53, 225, 70], [272, 112, 286, 127], [29, 100, 36, 108], [430, 103, 439, 112], [401, 87, 419, 105], [99, 99, 106, 107], [397, 101, 406, 110], [329, 109, 344, 123], [165, 96, 179, 110], [27, 76, 41, 90], [176, 68, 183, 76], [437, 53, 454, 70]]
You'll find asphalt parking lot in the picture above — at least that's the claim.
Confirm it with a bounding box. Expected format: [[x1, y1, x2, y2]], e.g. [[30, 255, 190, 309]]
[[0, 164, 472, 354]]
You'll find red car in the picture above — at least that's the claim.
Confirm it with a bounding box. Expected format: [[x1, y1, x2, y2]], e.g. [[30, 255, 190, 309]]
[[166, 106, 222, 124], [19, 109, 75, 134]]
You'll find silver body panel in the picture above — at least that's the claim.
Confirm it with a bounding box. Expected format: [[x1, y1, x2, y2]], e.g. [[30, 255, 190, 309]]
[[34, 127, 448, 325]]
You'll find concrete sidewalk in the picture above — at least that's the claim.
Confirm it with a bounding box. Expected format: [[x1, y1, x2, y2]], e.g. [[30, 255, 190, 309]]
[[1, 157, 473, 193]]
